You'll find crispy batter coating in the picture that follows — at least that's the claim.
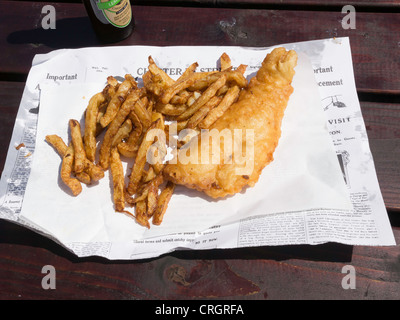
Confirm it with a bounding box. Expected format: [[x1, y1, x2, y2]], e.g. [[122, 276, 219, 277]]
[[163, 47, 298, 198]]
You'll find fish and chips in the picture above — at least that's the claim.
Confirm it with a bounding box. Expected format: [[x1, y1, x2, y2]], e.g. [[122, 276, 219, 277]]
[[46, 48, 297, 228]]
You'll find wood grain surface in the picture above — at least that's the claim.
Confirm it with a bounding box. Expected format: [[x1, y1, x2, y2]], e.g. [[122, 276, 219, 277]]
[[0, 218, 399, 299], [1, 2, 400, 94], [0, 0, 399, 300], [9, 0, 400, 9]]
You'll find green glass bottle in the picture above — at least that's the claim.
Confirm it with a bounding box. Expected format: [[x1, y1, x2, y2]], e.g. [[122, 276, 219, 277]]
[[83, 0, 134, 43]]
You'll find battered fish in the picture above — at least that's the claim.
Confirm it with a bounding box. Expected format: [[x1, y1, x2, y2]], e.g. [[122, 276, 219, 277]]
[[163, 47, 298, 198]]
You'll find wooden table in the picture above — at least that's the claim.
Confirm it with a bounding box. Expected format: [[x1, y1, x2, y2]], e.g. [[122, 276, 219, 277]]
[[0, 0, 399, 300]]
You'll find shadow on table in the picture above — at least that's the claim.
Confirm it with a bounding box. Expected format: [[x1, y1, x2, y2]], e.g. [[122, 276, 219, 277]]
[[170, 242, 353, 263], [0, 219, 353, 264], [7, 17, 100, 49]]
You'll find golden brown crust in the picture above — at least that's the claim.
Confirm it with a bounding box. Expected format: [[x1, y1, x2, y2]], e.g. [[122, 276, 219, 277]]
[[163, 47, 298, 199]]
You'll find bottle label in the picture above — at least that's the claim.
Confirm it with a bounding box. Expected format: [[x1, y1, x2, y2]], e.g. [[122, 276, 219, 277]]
[[90, 0, 132, 28]]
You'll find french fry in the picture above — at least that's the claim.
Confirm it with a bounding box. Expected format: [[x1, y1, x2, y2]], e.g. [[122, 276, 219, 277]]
[[176, 74, 227, 121], [83, 159, 104, 182], [107, 75, 119, 87], [99, 74, 137, 128], [149, 112, 166, 173], [126, 119, 160, 195], [176, 62, 199, 82], [188, 69, 246, 91], [226, 70, 248, 87], [220, 52, 231, 71], [175, 120, 189, 133], [142, 71, 169, 97], [129, 110, 143, 133], [126, 188, 149, 206], [236, 64, 247, 74], [146, 174, 164, 217], [99, 88, 145, 169], [125, 167, 154, 204], [152, 181, 175, 225], [147, 98, 155, 113], [142, 71, 153, 87], [61, 143, 82, 196], [164, 120, 188, 136], [69, 119, 87, 173], [216, 85, 229, 97], [46, 134, 104, 182], [131, 96, 151, 130], [118, 98, 148, 152], [148, 56, 175, 87], [144, 77, 164, 96], [95, 103, 108, 136], [45, 134, 68, 156], [83, 92, 105, 162], [117, 111, 142, 158], [199, 85, 240, 129], [135, 199, 150, 228], [110, 148, 125, 212], [187, 71, 228, 91], [178, 128, 199, 148], [169, 90, 191, 105], [151, 112, 164, 126], [129, 173, 163, 218], [187, 91, 202, 106], [75, 171, 91, 185], [159, 74, 200, 105], [142, 166, 157, 183], [111, 118, 132, 147], [148, 141, 166, 173], [155, 103, 187, 116], [185, 96, 222, 129], [95, 83, 118, 138]]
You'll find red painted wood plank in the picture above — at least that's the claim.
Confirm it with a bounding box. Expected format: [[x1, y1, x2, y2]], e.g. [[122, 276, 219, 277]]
[[1, 2, 400, 93], [10, 0, 400, 9], [370, 139, 400, 212], [363, 102, 400, 140], [134, 0, 400, 10], [0, 218, 398, 299]]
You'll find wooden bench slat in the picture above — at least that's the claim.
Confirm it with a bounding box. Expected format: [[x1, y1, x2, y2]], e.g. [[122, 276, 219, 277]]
[[1, 2, 400, 93], [8, 0, 400, 9], [0, 217, 399, 299], [134, 0, 400, 12]]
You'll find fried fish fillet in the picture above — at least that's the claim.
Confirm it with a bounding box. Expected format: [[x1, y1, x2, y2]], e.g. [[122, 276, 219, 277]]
[[163, 47, 298, 198]]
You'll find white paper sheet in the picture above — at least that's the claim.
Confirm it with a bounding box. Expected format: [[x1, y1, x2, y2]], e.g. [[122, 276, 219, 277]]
[[0, 38, 395, 260]]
